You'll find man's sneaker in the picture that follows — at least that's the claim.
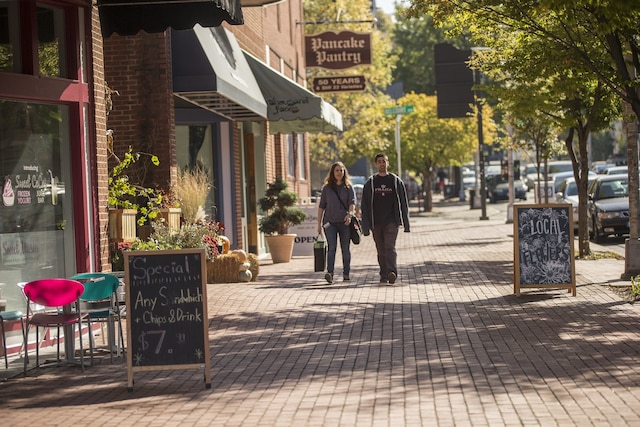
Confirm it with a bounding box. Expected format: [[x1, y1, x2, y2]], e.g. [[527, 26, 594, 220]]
[[380, 277, 388, 283], [388, 272, 397, 284], [343, 274, 350, 281], [325, 273, 333, 284]]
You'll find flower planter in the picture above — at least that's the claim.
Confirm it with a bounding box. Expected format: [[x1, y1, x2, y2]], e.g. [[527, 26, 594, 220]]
[[108, 208, 137, 242], [265, 234, 296, 263], [157, 207, 182, 232]]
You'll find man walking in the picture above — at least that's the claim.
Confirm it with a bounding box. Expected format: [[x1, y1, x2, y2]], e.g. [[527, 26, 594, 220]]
[[361, 153, 410, 284]]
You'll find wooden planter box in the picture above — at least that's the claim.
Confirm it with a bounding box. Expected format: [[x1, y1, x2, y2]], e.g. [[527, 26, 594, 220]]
[[108, 209, 137, 242], [157, 207, 182, 232]]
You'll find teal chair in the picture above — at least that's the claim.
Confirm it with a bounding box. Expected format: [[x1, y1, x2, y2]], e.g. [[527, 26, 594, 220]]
[[72, 273, 124, 365], [0, 310, 25, 368]]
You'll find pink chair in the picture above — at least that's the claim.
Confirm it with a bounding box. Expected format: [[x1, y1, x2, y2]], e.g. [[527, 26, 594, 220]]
[[23, 278, 87, 375]]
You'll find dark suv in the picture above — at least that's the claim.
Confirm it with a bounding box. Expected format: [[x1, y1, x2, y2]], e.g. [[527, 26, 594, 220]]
[[486, 174, 527, 203], [587, 174, 629, 242]]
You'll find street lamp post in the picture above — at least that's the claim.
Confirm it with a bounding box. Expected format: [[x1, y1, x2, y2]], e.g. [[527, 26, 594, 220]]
[[395, 114, 402, 178], [475, 69, 489, 220]]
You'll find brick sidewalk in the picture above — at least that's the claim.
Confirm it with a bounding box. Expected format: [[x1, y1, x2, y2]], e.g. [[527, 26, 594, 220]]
[[1, 200, 639, 426]]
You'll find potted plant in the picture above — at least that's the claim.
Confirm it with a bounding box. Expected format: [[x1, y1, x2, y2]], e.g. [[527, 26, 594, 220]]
[[173, 165, 210, 225], [105, 85, 162, 243], [107, 136, 162, 243], [258, 177, 307, 263]]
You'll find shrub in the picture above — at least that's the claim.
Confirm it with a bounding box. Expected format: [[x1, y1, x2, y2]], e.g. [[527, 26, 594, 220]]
[[258, 177, 306, 235]]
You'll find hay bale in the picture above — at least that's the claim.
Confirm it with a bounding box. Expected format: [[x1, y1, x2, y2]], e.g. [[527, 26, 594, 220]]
[[247, 253, 259, 281], [207, 254, 240, 283], [207, 252, 260, 283]]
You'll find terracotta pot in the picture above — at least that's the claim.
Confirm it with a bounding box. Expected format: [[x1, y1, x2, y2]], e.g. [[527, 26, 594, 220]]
[[265, 234, 296, 263]]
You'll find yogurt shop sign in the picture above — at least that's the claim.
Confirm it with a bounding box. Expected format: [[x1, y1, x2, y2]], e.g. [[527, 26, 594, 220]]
[[304, 30, 372, 70]]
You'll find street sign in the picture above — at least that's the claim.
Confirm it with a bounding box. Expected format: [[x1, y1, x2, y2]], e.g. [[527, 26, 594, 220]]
[[384, 105, 414, 115]]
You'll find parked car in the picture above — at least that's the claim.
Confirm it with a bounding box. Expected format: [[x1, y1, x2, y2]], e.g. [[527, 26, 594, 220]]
[[553, 176, 596, 230], [353, 184, 363, 209], [547, 160, 574, 175], [462, 170, 476, 189], [486, 175, 527, 203], [591, 162, 617, 174], [525, 160, 575, 192], [587, 174, 630, 242], [551, 170, 596, 194], [603, 165, 628, 175], [350, 175, 366, 185], [524, 163, 539, 190]]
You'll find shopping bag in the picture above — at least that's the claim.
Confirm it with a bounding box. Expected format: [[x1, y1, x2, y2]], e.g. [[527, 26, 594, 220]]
[[314, 235, 327, 272]]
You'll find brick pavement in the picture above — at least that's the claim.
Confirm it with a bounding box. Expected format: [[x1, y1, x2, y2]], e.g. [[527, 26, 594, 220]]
[[1, 199, 639, 426]]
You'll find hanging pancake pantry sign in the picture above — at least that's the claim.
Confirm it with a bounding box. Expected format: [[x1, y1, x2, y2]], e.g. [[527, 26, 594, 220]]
[[304, 30, 372, 70]]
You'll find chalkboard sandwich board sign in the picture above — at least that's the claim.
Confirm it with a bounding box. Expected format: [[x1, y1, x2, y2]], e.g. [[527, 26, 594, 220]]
[[513, 204, 576, 296], [124, 249, 211, 390]]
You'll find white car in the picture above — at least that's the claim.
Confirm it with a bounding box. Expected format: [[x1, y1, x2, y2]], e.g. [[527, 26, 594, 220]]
[[553, 176, 596, 230], [462, 170, 476, 189], [604, 165, 628, 175]]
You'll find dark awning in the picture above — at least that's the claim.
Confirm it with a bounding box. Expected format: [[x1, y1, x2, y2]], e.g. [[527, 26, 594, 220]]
[[241, 0, 286, 6], [243, 52, 342, 134], [171, 25, 267, 121], [98, 0, 243, 37]]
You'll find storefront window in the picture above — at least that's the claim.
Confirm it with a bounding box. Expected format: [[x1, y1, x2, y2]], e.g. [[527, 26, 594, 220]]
[[297, 134, 305, 180], [287, 134, 295, 177], [0, 0, 20, 73], [37, 4, 66, 78], [175, 124, 216, 218], [0, 99, 75, 311]]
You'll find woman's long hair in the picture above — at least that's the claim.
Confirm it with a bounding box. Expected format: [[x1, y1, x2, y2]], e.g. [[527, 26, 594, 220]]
[[324, 161, 353, 189]]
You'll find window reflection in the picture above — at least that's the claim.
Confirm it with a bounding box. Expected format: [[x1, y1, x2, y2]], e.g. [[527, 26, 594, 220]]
[[37, 4, 66, 78], [0, 99, 74, 310], [0, 0, 20, 73]]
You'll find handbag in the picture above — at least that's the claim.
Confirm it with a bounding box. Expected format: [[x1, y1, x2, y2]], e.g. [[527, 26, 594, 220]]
[[349, 215, 362, 245], [331, 187, 361, 245], [314, 234, 327, 272]]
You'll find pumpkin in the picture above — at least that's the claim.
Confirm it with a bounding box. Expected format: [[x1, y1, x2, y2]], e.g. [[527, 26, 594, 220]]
[[238, 270, 252, 282], [230, 249, 248, 263]]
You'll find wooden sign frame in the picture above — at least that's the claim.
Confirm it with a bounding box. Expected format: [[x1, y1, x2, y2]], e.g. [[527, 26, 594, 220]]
[[124, 249, 210, 391], [513, 204, 576, 296]]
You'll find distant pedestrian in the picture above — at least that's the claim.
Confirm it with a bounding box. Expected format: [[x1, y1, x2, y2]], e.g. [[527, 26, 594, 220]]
[[361, 153, 410, 284], [317, 162, 357, 284], [437, 168, 447, 194]]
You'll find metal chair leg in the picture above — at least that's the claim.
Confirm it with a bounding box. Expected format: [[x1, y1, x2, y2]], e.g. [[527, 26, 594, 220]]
[[1, 318, 7, 369]]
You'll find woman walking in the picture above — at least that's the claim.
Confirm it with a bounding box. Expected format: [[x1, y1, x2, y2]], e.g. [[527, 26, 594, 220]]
[[317, 162, 357, 284]]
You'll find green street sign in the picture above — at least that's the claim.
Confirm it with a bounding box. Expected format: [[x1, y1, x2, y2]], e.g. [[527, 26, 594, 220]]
[[384, 105, 414, 115]]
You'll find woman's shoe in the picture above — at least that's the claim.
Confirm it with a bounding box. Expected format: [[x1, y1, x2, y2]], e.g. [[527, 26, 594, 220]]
[[343, 274, 350, 281]]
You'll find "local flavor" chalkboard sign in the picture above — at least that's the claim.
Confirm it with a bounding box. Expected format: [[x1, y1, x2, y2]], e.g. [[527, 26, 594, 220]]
[[124, 249, 210, 390], [514, 204, 576, 296]]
